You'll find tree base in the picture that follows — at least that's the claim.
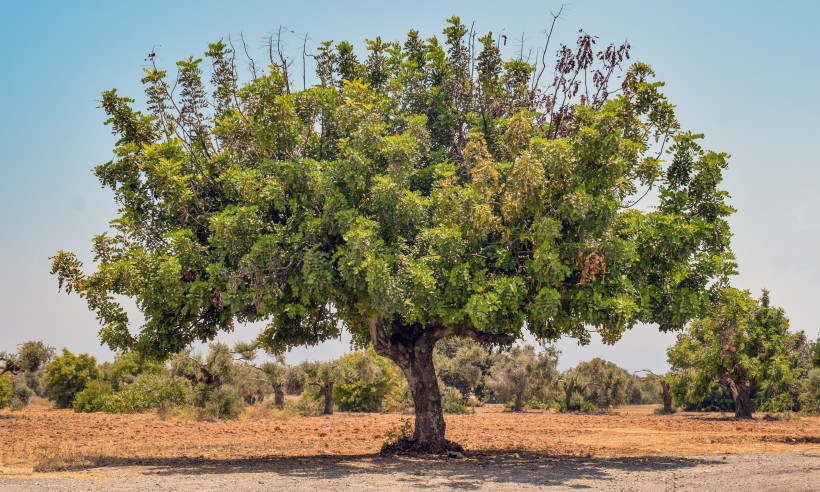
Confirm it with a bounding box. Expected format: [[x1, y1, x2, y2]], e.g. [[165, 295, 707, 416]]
[[380, 438, 464, 455]]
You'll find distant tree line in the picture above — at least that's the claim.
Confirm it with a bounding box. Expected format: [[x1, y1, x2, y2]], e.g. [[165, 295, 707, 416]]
[[3, 308, 818, 419]]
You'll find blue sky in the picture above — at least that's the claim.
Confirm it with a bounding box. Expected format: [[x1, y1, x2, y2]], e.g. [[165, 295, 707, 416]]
[[1, 1, 819, 371]]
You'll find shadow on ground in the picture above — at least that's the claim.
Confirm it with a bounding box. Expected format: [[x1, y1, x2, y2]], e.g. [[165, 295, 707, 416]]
[[81, 452, 725, 489]]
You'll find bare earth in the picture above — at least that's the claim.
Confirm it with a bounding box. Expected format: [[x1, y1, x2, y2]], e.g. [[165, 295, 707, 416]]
[[2, 404, 819, 490]]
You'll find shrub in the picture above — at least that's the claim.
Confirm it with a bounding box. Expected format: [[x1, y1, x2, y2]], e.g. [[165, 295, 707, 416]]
[[73, 380, 114, 413], [435, 338, 497, 402], [102, 352, 162, 391], [0, 374, 10, 409], [799, 369, 820, 414], [441, 386, 469, 414], [198, 387, 244, 420], [295, 392, 324, 416], [568, 391, 598, 413], [487, 345, 559, 411], [334, 349, 405, 412], [45, 349, 102, 408], [104, 374, 190, 413], [574, 358, 630, 410]]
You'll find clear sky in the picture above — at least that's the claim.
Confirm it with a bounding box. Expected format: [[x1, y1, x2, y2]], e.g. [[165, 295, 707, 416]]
[[1, 1, 818, 372]]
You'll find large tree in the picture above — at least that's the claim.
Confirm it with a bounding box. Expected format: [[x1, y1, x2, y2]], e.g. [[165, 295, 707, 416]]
[[52, 17, 734, 451]]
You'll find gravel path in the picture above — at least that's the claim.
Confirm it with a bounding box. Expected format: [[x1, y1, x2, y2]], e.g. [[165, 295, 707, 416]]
[[2, 452, 818, 491]]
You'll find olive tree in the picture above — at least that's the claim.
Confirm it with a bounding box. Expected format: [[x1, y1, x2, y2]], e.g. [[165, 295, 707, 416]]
[[0, 341, 55, 377], [434, 337, 496, 402], [487, 344, 558, 411], [51, 17, 734, 451]]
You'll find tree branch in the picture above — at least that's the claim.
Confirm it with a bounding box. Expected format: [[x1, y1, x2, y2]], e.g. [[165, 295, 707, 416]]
[[446, 326, 516, 346]]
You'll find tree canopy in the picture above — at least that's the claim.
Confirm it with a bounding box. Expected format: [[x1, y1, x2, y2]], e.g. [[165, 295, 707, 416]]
[[52, 17, 735, 450]]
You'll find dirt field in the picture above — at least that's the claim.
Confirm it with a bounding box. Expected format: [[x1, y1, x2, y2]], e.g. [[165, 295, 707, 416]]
[[1, 404, 819, 490]]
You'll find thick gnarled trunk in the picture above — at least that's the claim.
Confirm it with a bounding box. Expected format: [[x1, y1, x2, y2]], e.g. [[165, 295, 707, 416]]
[[369, 320, 452, 452], [660, 380, 674, 414], [512, 392, 524, 412], [323, 382, 334, 415], [398, 343, 447, 445], [369, 318, 513, 453], [273, 386, 285, 409], [727, 379, 752, 419]]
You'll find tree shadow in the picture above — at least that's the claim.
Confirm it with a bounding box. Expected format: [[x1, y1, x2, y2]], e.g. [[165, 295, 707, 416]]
[[85, 451, 724, 489]]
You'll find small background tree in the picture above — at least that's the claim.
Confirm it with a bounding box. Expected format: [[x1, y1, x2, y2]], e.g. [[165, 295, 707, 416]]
[[487, 345, 558, 411], [45, 349, 102, 409], [668, 288, 801, 418], [334, 348, 407, 412]]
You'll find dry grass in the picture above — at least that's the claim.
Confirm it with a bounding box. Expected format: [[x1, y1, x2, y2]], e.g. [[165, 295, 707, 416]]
[[1, 404, 819, 474]]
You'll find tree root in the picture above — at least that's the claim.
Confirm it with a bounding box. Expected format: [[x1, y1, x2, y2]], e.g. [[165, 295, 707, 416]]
[[380, 438, 464, 455]]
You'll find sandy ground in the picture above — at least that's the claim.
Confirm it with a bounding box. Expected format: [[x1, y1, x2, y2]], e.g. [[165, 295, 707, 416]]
[[1, 404, 819, 490]]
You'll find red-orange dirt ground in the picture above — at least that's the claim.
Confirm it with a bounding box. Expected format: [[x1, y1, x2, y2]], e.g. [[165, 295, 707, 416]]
[[2, 404, 818, 473]]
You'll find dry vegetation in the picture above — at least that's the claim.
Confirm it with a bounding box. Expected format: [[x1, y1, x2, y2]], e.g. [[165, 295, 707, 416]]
[[1, 402, 818, 476]]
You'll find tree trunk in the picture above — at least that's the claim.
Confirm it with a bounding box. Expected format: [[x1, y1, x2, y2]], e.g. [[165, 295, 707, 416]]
[[660, 380, 673, 414], [323, 382, 334, 415], [369, 319, 512, 453], [273, 386, 284, 409], [727, 379, 753, 419], [398, 341, 448, 447], [513, 392, 524, 412], [370, 321, 455, 452]]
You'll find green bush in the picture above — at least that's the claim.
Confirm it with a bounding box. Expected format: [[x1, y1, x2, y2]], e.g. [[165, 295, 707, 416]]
[[334, 349, 405, 412], [574, 358, 630, 410], [669, 371, 734, 412], [799, 369, 820, 414], [198, 387, 244, 420], [295, 392, 324, 416], [105, 374, 190, 413], [568, 391, 598, 413], [45, 349, 102, 408], [73, 380, 114, 413], [103, 352, 163, 391], [8, 374, 34, 410], [0, 374, 11, 409], [441, 386, 469, 414]]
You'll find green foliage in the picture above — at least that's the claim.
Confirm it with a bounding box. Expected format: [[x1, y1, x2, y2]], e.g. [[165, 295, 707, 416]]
[[198, 386, 244, 420], [334, 348, 406, 412], [0, 374, 10, 409], [103, 374, 191, 413], [440, 386, 469, 414], [0, 341, 55, 409], [0, 341, 55, 375], [72, 380, 114, 413], [633, 375, 663, 405], [810, 338, 820, 368], [799, 368, 820, 414], [668, 289, 801, 416], [231, 363, 270, 404], [45, 349, 102, 408], [381, 418, 414, 452], [669, 370, 733, 412], [102, 351, 163, 391], [435, 337, 496, 402], [568, 391, 598, 413], [53, 21, 733, 358], [294, 392, 324, 416], [51, 20, 737, 440], [574, 358, 631, 410]]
